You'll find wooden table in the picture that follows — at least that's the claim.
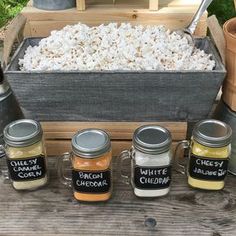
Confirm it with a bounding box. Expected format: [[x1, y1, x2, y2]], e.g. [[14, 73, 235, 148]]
[[1, 158, 236, 236]]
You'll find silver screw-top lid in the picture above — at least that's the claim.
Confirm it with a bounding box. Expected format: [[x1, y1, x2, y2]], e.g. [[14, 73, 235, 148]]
[[133, 125, 172, 154], [72, 129, 111, 158], [3, 119, 43, 147], [193, 119, 232, 148]]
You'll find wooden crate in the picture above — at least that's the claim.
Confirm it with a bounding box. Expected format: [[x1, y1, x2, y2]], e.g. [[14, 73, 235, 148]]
[[6, 2, 203, 157], [22, 0, 208, 37], [41, 122, 187, 156], [76, 0, 159, 11]]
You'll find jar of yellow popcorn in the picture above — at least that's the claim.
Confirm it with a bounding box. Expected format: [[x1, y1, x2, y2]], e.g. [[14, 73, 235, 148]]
[[0, 119, 48, 190], [175, 119, 232, 190]]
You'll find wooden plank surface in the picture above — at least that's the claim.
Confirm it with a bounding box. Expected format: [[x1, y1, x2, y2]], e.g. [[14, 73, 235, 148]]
[[45, 140, 179, 156], [168, 0, 201, 7], [41, 122, 187, 140], [26, 18, 207, 37], [22, 6, 208, 37], [207, 15, 226, 65], [27, 0, 201, 9], [22, 6, 207, 21], [41, 122, 187, 156], [149, 0, 159, 11], [77, 0, 86, 10], [0, 158, 236, 235]]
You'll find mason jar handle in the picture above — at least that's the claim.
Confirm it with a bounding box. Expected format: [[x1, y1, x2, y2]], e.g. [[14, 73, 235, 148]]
[[0, 145, 5, 159], [0, 145, 10, 181], [117, 150, 132, 185], [174, 140, 190, 175], [57, 152, 72, 188]]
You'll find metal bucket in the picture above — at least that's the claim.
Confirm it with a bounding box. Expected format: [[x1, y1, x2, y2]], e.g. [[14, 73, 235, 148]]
[[33, 0, 76, 10], [214, 100, 236, 175], [0, 82, 24, 158]]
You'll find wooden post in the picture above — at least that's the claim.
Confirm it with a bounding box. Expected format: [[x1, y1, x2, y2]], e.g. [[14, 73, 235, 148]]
[[149, 0, 159, 11], [76, 0, 86, 11], [207, 15, 226, 65], [234, 0, 236, 9], [3, 14, 27, 68]]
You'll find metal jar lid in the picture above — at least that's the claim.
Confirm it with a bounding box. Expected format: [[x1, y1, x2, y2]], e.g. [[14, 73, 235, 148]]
[[72, 129, 111, 158], [133, 125, 172, 154], [3, 119, 43, 147], [192, 119, 232, 148]]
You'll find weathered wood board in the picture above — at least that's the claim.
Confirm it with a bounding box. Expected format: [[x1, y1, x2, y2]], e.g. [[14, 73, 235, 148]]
[[22, 0, 208, 37], [41, 121, 187, 156], [0, 158, 236, 236]]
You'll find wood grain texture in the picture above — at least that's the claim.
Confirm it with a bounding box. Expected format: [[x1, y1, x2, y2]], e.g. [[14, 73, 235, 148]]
[[41, 122, 187, 140], [41, 121, 186, 156], [207, 15, 226, 65], [45, 140, 179, 156], [149, 0, 159, 11], [25, 18, 207, 37], [76, 0, 86, 10], [0, 158, 236, 236], [21, 5, 208, 37], [168, 0, 201, 7], [3, 14, 26, 67]]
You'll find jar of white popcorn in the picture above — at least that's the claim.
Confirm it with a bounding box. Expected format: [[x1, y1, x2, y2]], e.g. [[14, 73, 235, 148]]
[[118, 125, 172, 198]]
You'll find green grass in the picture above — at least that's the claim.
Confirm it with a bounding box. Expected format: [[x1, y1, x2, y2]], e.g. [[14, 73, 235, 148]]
[[208, 0, 236, 25], [0, 0, 235, 28], [0, 0, 28, 28]]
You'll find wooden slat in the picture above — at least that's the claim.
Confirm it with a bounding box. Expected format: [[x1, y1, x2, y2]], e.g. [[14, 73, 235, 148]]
[[41, 122, 187, 141], [22, 4, 208, 37], [22, 6, 206, 21], [26, 18, 207, 38], [22, 1, 207, 37], [77, 0, 86, 10], [168, 0, 201, 7], [149, 0, 159, 11], [45, 140, 180, 156], [76, 0, 201, 11], [42, 122, 186, 156], [1, 159, 236, 235], [28, 0, 202, 10], [207, 15, 226, 65], [3, 14, 26, 67]]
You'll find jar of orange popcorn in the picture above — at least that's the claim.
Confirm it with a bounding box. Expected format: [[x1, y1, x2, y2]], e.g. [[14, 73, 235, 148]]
[[57, 129, 112, 202]]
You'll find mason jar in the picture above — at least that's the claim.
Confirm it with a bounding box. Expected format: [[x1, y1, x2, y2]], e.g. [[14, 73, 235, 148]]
[[118, 125, 172, 198], [57, 129, 113, 202], [175, 119, 232, 190], [0, 119, 48, 190]]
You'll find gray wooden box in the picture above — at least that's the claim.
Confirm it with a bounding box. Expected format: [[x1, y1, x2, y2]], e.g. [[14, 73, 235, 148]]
[[5, 37, 226, 122]]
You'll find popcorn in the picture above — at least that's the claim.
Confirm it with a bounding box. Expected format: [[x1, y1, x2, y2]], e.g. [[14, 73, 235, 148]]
[[19, 23, 215, 71]]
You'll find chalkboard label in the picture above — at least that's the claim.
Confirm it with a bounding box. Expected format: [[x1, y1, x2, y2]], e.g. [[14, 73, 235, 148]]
[[7, 155, 46, 182], [188, 154, 229, 181], [72, 169, 111, 194], [134, 165, 171, 190]]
